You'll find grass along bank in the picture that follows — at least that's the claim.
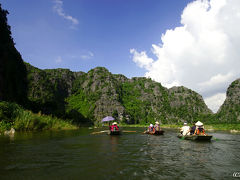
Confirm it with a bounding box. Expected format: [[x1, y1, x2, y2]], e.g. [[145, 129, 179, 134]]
[[120, 123, 240, 132], [0, 101, 77, 133], [204, 124, 240, 132]]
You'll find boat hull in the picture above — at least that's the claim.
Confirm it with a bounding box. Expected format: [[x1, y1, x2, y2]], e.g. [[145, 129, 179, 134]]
[[108, 130, 121, 135], [178, 134, 212, 141]]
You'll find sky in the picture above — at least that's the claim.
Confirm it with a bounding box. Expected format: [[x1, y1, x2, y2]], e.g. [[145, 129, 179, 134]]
[[1, 0, 240, 113]]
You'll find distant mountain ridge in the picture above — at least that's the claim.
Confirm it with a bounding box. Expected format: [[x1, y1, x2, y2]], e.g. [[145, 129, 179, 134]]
[[25, 64, 213, 124]]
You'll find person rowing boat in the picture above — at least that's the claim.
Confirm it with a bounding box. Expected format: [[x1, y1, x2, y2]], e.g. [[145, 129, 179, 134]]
[[194, 121, 205, 135], [109, 122, 121, 135]]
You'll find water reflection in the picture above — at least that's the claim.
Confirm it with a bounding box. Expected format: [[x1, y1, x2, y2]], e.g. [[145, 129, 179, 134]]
[[110, 136, 119, 152]]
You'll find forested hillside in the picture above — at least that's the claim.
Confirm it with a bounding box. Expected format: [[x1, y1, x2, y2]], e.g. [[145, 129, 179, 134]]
[[26, 65, 213, 125]]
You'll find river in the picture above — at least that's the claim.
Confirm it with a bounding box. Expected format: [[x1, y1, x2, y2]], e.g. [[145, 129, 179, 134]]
[[0, 128, 239, 180]]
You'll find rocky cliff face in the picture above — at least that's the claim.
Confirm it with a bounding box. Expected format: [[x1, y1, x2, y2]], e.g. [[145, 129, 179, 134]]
[[217, 79, 240, 123], [0, 4, 27, 104], [26, 65, 212, 124], [168, 86, 212, 123], [25, 63, 84, 117], [119, 78, 212, 124], [67, 67, 126, 123]]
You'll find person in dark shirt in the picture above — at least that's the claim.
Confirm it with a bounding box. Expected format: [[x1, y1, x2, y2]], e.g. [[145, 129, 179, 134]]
[[190, 125, 196, 135]]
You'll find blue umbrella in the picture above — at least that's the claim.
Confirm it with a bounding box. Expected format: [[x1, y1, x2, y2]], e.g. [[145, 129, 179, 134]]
[[101, 116, 115, 122]]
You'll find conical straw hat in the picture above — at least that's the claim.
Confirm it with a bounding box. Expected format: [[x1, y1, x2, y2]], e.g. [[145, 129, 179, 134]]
[[195, 121, 203, 126]]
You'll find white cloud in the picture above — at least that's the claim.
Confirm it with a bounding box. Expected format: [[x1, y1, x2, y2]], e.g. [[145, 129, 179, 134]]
[[80, 51, 94, 60], [68, 51, 94, 60], [55, 56, 62, 63], [53, 0, 79, 26], [204, 93, 226, 113], [131, 0, 240, 112], [198, 72, 233, 87], [130, 49, 153, 70]]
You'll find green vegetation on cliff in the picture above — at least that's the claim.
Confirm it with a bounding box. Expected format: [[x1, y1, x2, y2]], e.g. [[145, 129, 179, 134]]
[[56, 67, 212, 125], [120, 78, 169, 124], [217, 79, 240, 123], [23, 63, 239, 126], [66, 89, 96, 121]]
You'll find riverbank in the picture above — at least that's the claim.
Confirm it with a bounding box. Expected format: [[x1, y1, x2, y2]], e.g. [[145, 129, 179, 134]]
[[0, 101, 77, 133], [1, 101, 239, 133], [120, 123, 240, 132]]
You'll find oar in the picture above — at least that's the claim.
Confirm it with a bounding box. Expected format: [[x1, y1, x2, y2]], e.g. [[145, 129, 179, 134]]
[[91, 130, 108, 135], [178, 134, 185, 140], [122, 130, 137, 133]]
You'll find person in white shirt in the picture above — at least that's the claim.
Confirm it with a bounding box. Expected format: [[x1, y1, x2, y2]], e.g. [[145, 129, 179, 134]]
[[180, 122, 190, 136], [148, 124, 154, 132]]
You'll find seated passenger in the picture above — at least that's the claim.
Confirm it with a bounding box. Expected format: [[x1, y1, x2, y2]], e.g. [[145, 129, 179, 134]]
[[190, 124, 196, 135], [110, 122, 119, 131], [195, 121, 205, 135], [180, 122, 190, 136], [154, 121, 161, 131], [148, 124, 154, 132]]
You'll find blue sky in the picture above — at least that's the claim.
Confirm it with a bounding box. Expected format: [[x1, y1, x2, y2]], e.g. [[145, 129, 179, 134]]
[[1, 0, 192, 77], [2, 0, 240, 112]]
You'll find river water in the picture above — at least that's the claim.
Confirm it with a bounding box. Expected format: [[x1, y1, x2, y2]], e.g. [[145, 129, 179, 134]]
[[0, 128, 239, 180]]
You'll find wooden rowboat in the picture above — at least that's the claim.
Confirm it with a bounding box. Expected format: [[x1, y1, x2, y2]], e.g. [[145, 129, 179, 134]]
[[177, 134, 212, 141], [108, 130, 121, 135], [144, 130, 164, 135]]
